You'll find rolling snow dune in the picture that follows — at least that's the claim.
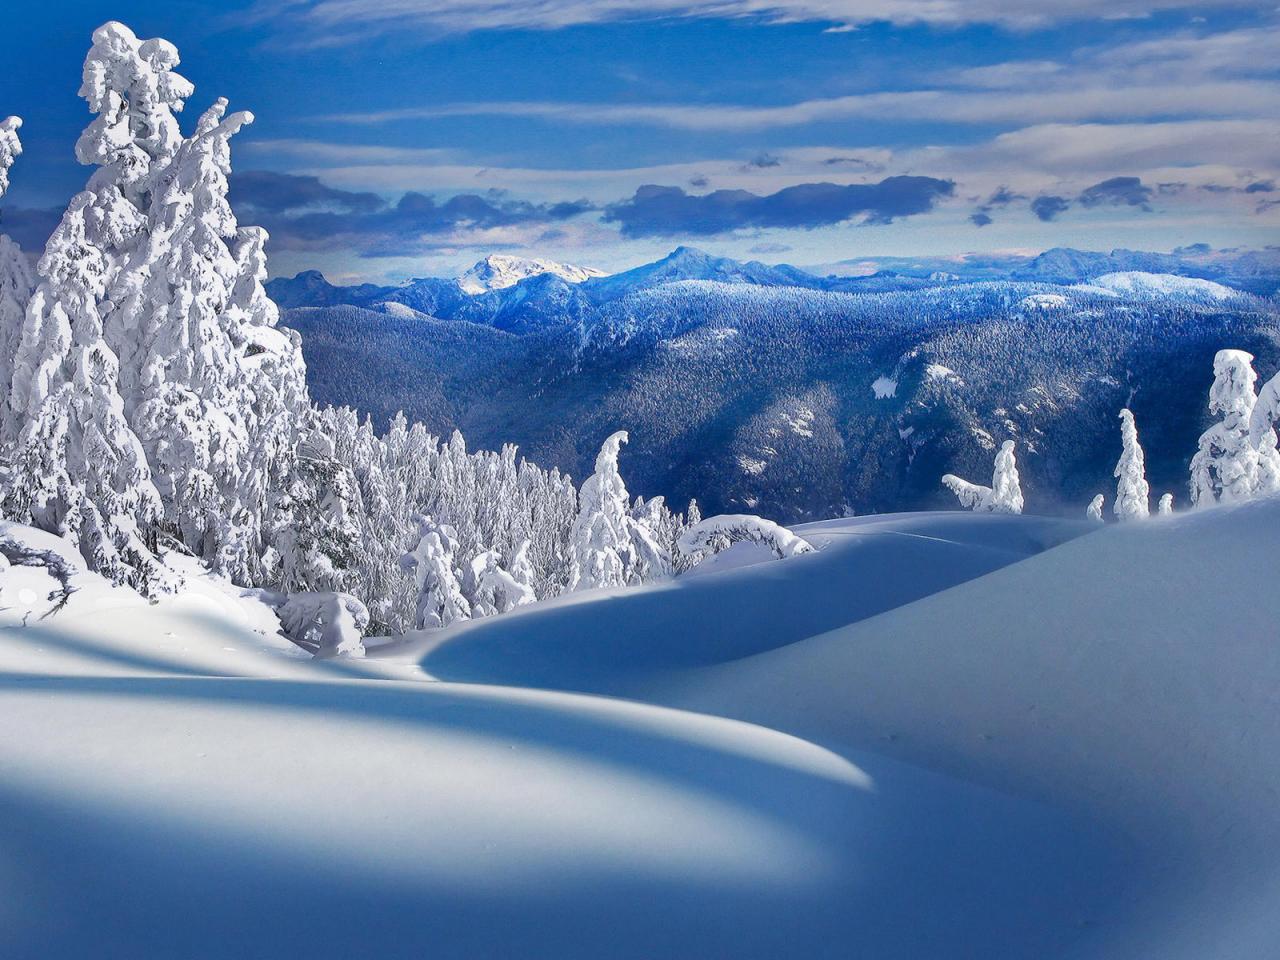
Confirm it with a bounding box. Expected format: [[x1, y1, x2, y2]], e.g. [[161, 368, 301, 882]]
[[6, 502, 1280, 957], [0, 516, 1121, 959], [416, 511, 1091, 690], [422, 500, 1280, 959]]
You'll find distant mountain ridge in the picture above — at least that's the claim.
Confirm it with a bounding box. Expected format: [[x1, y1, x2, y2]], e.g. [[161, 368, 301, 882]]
[[268, 245, 1280, 326], [809, 245, 1280, 295], [277, 245, 1280, 523]]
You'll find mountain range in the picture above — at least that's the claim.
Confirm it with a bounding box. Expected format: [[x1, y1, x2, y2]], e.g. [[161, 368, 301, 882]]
[[270, 246, 1280, 522]]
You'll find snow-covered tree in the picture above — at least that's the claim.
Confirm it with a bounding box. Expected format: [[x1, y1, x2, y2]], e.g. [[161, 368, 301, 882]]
[[0, 116, 20, 198], [1, 194, 175, 593], [468, 548, 535, 618], [628, 495, 673, 583], [1158, 493, 1174, 516], [1248, 368, 1280, 497], [128, 100, 261, 577], [942, 440, 1023, 514], [0, 116, 34, 440], [1086, 495, 1105, 523], [678, 514, 814, 565], [1114, 409, 1150, 521], [0, 23, 197, 594], [568, 431, 635, 591], [1190, 349, 1264, 507], [280, 430, 362, 594], [990, 441, 1024, 514], [401, 515, 471, 629], [276, 591, 369, 659]]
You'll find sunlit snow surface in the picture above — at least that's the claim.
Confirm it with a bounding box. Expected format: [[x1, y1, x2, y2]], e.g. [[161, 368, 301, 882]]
[[5, 504, 1280, 957]]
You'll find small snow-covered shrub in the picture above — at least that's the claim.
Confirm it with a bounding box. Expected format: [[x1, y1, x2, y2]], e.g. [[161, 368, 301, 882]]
[[276, 591, 369, 659], [678, 514, 814, 565]]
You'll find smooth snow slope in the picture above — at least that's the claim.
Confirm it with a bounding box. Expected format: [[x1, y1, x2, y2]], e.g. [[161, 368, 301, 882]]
[[0, 518, 1122, 960], [423, 501, 1280, 959], [417, 511, 1090, 691]]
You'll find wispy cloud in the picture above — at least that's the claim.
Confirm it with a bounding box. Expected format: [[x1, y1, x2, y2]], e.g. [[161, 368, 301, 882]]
[[319, 81, 1280, 131], [254, 0, 1262, 42]]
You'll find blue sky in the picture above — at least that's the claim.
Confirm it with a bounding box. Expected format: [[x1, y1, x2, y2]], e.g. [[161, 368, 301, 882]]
[[1, 0, 1277, 281]]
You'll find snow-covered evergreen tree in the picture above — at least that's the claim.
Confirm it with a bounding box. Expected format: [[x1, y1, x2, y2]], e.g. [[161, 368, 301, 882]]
[[942, 440, 1023, 514], [568, 431, 635, 591], [628, 495, 673, 583], [1114, 409, 1150, 521], [128, 99, 260, 577], [0, 116, 33, 441], [1248, 368, 1280, 497], [1086, 495, 1105, 522], [0, 116, 20, 199], [990, 441, 1023, 514], [1, 196, 172, 593], [401, 515, 471, 629], [469, 548, 535, 617], [273, 429, 361, 594], [1190, 350, 1264, 507], [1158, 493, 1174, 516], [1, 23, 196, 593]]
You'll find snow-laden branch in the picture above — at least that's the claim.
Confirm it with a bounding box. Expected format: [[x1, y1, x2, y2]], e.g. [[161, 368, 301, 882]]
[[678, 514, 814, 563], [0, 533, 80, 617]]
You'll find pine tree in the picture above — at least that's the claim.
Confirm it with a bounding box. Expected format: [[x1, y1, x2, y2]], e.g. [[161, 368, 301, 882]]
[[0, 117, 33, 443], [1248, 368, 1280, 497], [1086, 495, 1105, 522], [126, 99, 268, 578], [1, 23, 193, 594], [1114, 409, 1150, 521], [990, 441, 1024, 514], [1190, 350, 1264, 507], [1158, 493, 1174, 516], [942, 441, 1023, 514], [401, 515, 471, 629], [568, 431, 635, 591]]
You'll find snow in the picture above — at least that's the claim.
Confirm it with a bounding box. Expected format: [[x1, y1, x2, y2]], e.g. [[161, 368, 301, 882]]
[[377, 300, 425, 318], [1085, 271, 1237, 301], [419, 500, 1280, 960], [456, 254, 606, 295], [1018, 292, 1068, 310], [8, 497, 1280, 957], [871, 375, 897, 399]]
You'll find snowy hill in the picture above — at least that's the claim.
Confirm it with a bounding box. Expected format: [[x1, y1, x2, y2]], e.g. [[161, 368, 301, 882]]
[[456, 254, 606, 295], [1086, 271, 1238, 302], [417, 499, 1280, 960], [9, 499, 1274, 958]]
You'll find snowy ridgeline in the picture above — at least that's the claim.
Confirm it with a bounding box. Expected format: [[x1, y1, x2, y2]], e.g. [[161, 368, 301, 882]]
[[0, 22, 812, 646]]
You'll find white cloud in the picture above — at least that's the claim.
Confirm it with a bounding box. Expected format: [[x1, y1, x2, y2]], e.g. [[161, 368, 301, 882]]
[[321, 80, 1280, 130], [255, 0, 1263, 40]]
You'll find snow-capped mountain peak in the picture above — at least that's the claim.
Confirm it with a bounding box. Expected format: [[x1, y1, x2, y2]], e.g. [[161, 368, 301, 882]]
[[456, 254, 607, 295]]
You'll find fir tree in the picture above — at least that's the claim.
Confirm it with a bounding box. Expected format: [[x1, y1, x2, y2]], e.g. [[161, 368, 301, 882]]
[[1114, 409, 1150, 521]]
